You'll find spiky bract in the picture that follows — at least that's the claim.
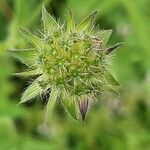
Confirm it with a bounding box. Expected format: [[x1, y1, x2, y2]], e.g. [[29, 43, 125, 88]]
[[10, 5, 120, 121]]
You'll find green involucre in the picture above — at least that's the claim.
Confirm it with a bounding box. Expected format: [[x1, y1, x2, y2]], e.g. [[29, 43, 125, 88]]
[[10, 5, 120, 121]]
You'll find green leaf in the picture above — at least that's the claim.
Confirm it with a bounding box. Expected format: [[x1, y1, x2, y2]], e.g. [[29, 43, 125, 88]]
[[8, 48, 37, 66], [61, 91, 78, 120], [97, 29, 113, 46], [20, 27, 44, 48], [42, 5, 58, 35], [66, 10, 75, 31], [105, 71, 120, 86], [44, 87, 59, 123], [13, 69, 42, 78], [76, 11, 97, 32], [19, 76, 43, 104]]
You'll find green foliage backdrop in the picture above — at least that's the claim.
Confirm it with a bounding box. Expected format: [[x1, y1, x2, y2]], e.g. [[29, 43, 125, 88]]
[[0, 0, 150, 149]]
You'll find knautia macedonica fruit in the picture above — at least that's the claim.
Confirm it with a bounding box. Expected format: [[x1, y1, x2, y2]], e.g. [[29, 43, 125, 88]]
[[10, 5, 121, 121]]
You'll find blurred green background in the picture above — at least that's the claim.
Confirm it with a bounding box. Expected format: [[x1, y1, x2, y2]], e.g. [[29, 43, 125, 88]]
[[0, 0, 150, 149]]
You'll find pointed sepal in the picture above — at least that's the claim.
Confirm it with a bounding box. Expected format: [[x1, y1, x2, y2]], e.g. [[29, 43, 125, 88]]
[[12, 69, 42, 78], [104, 70, 120, 86], [78, 98, 89, 121], [66, 10, 75, 32], [8, 48, 37, 67], [96, 29, 113, 47], [42, 5, 58, 35], [76, 11, 97, 32], [103, 85, 120, 96], [20, 27, 44, 48], [105, 42, 123, 55], [19, 76, 43, 104], [61, 91, 78, 120]]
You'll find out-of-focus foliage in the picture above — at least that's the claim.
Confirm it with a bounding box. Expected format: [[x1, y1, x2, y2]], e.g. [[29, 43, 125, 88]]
[[0, 0, 150, 150]]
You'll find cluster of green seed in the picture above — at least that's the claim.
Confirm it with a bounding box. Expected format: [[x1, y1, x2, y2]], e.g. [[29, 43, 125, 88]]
[[10, 5, 120, 121], [41, 31, 105, 95]]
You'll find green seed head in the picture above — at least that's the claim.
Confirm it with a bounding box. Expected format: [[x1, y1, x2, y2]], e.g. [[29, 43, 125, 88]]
[[10, 5, 120, 121]]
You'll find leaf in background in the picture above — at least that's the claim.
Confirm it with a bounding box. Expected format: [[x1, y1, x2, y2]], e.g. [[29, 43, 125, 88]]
[[66, 10, 75, 31], [104, 70, 120, 86], [76, 11, 97, 32], [15, 0, 30, 24], [8, 48, 37, 66], [61, 91, 78, 120], [42, 5, 58, 35], [19, 76, 43, 104]]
